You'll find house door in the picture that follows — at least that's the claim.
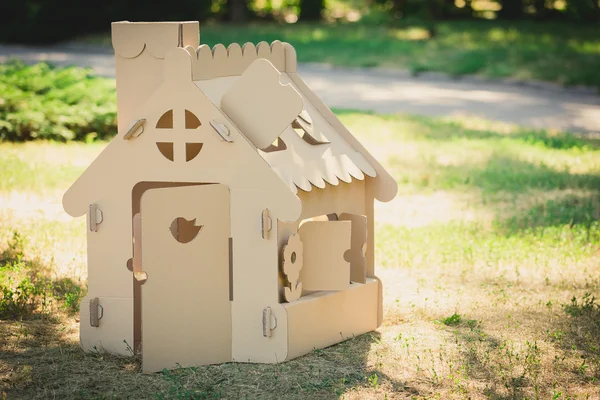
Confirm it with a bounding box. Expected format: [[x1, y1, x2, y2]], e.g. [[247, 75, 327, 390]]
[[140, 184, 231, 372]]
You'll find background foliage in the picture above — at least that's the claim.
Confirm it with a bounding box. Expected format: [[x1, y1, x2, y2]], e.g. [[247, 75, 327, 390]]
[[0, 62, 116, 142], [1, 0, 598, 44]]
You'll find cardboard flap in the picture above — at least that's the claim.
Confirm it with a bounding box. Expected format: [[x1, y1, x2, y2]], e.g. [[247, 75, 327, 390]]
[[339, 213, 367, 284], [140, 184, 232, 372], [194, 66, 379, 193], [164, 47, 193, 84], [292, 113, 330, 145], [298, 220, 351, 291], [221, 59, 303, 149], [258, 74, 376, 192], [284, 278, 379, 360], [112, 21, 199, 59]]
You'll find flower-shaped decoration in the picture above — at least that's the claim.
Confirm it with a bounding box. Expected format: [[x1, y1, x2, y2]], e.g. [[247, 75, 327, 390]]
[[283, 233, 303, 302]]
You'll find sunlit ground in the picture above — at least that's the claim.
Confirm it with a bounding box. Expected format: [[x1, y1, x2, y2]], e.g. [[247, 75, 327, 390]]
[[1, 112, 599, 399]]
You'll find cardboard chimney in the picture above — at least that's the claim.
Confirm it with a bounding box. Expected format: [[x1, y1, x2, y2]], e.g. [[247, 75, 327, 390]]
[[63, 21, 398, 373]]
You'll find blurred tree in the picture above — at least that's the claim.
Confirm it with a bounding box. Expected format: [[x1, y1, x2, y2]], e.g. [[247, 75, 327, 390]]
[[440, 0, 460, 17], [532, 0, 548, 18], [0, 0, 215, 44], [366, 0, 474, 21], [497, 0, 524, 19], [432, 0, 472, 18], [426, 0, 438, 37], [299, 0, 325, 20], [565, 0, 600, 21], [225, 0, 250, 22], [390, 0, 408, 14]]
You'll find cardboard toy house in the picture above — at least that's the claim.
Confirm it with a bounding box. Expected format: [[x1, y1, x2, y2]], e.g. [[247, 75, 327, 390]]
[[63, 21, 397, 373]]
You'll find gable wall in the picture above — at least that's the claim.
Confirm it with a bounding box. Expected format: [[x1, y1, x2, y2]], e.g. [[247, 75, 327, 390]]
[[81, 180, 291, 361]]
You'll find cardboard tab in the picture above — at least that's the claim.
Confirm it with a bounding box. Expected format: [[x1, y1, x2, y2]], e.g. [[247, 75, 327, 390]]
[[261, 209, 272, 239], [210, 120, 233, 142], [123, 119, 146, 140], [262, 307, 278, 337], [89, 297, 102, 327], [88, 204, 103, 232]]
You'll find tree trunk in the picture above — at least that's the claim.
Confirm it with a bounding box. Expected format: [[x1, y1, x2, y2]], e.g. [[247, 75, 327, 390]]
[[299, 0, 325, 21], [498, 0, 524, 19], [228, 0, 248, 23], [391, 0, 407, 13], [533, 0, 547, 18]]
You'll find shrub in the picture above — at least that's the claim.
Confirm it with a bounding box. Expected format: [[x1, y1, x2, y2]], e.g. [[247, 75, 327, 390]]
[[0, 276, 50, 319], [0, 62, 117, 142], [0, 274, 86, 319], [0, 231, 26, 264], [53, 277, 86, 314], [442, 313, 462, 325], [0, 230, 87, 319]]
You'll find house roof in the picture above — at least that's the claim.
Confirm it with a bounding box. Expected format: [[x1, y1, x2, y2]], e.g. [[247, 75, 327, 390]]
[[66, 29, 397, 219], [190, 41, 397, 202], [196, 73, 376, 193], [62, 48, 303, 222]]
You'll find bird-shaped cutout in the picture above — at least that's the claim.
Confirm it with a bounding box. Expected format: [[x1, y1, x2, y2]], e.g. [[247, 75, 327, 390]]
[[170, 217, 203, 243]]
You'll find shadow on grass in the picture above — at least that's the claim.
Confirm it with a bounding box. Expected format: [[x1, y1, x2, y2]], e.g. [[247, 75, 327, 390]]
[[455, 155, 600, 193], [390, 150, 600, 195], [0, 235, 86, 321], [0, 319, 153, 399], [403, 114, 600, 150], [498, 191, 600, 237], [155, 332, 416, 399], [440, 306, 600, 399], [0, 319, 408, 399], [559, 295, 600, 378]]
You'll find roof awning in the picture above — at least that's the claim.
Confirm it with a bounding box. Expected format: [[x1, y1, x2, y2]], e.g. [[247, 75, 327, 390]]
[[195, 73, 376, 194]]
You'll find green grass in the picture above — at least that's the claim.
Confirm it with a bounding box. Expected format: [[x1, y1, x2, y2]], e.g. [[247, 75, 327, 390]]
[[1, 112, 599, 398], [83, 20, 600, 89], [0, 141, 103, 192]]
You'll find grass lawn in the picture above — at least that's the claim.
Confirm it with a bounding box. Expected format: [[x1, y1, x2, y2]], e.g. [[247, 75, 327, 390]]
[[1, 112, 600, 399], [83, 20, 600, 89]]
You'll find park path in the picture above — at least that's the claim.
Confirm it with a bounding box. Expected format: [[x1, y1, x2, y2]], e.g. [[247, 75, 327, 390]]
[[1, 44, 599, 134]]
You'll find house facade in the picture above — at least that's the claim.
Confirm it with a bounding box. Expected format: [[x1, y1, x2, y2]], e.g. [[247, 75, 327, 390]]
[[63, 21, 397, 372]]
